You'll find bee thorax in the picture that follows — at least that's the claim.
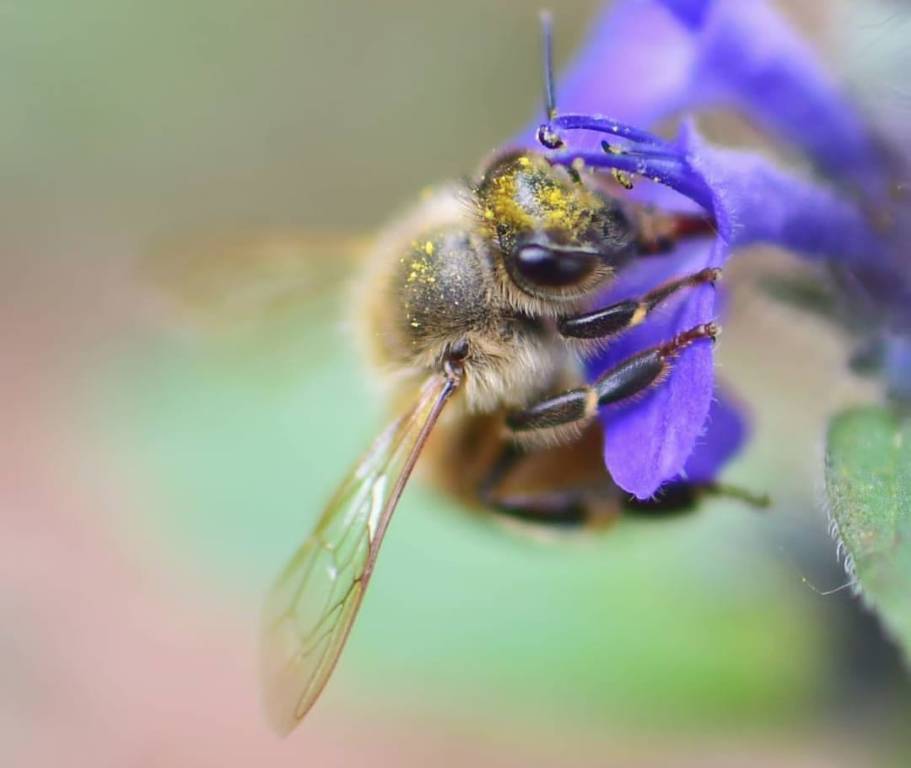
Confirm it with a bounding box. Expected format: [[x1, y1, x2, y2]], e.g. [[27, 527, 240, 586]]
[[357, 185, 576, 414]]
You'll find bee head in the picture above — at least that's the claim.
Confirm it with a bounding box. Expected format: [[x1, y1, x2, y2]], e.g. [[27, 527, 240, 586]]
[[475, 151, 635, 303]]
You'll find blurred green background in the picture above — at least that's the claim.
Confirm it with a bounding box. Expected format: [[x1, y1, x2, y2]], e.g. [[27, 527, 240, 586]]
[[3, 1, 911, 766]]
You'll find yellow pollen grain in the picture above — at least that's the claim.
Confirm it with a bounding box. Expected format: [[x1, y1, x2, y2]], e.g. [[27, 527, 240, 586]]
[[612, 168, 634, 190], [405, 253, 436, 286], [424, 240, 434, 256], [542, 187, 566, 208], [539, 184, 591, 232]]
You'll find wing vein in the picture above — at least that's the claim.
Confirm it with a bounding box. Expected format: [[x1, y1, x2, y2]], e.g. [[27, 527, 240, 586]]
[[260, 368, 462, 734]]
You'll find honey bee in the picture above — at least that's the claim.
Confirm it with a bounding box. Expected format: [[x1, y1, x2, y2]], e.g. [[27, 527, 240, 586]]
[[259, 129, 723, 734], [258, 20, 725, 735]]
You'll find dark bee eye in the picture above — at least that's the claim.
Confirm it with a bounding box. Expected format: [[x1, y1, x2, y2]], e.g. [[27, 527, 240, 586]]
[[511, 243, 600, 290]]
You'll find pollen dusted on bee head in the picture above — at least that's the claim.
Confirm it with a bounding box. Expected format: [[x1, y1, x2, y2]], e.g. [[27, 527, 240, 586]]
[[542, 186, 569, 210]]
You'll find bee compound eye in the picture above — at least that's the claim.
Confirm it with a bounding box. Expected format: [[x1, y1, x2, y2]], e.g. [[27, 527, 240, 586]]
[[512, 243, 598, 290]]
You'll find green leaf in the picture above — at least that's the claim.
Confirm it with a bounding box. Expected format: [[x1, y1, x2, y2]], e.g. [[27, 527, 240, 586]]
[[825, 405, 911, 662]]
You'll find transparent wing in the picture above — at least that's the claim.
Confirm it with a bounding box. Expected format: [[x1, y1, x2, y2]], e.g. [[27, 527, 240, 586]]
[[140, 231, 369, 332], [260, 372, 460, 735]]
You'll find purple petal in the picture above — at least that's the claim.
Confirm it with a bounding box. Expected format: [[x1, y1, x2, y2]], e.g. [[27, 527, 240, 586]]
[[678, 0, 887, 196], [660, 0, 711, 28], [589, 241, 719, 500], [519, 1, 885, 195], [680, 386, 748, 485], [586, 123, 879, 498], [678, 123, 880, 261], [555, 2, 693, 128]]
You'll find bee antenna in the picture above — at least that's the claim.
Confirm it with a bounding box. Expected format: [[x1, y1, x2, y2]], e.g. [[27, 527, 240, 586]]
[[536, 10, 564, 149], [540, 9, 557, 120]]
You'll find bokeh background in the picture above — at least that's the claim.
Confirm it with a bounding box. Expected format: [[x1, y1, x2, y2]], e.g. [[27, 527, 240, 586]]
[[4, 1, 911, 765]]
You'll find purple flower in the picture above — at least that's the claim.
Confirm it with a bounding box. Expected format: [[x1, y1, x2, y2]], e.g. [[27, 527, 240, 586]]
[[511, 0, 891, 499]]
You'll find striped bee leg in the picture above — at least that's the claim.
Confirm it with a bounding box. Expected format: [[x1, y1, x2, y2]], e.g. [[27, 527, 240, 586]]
[[475, 443, 766, 527], [476, 442, 586, 525], [476, 430, 621, 527], [557, 267, 720, 342], [507, 322, 718, 436]]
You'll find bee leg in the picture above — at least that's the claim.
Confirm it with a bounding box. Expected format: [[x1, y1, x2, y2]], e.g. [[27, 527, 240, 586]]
[[477, 450, 764, 526], [507, 322, 718, 434], [558, 268, 720, 341], [483, 486, 590, 526], [629, 205, 716, 255], [476, 437, 617, 527], [482, 473, 765, 527], [613, 484, 767, 521], [623, 481, 771, 516]]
